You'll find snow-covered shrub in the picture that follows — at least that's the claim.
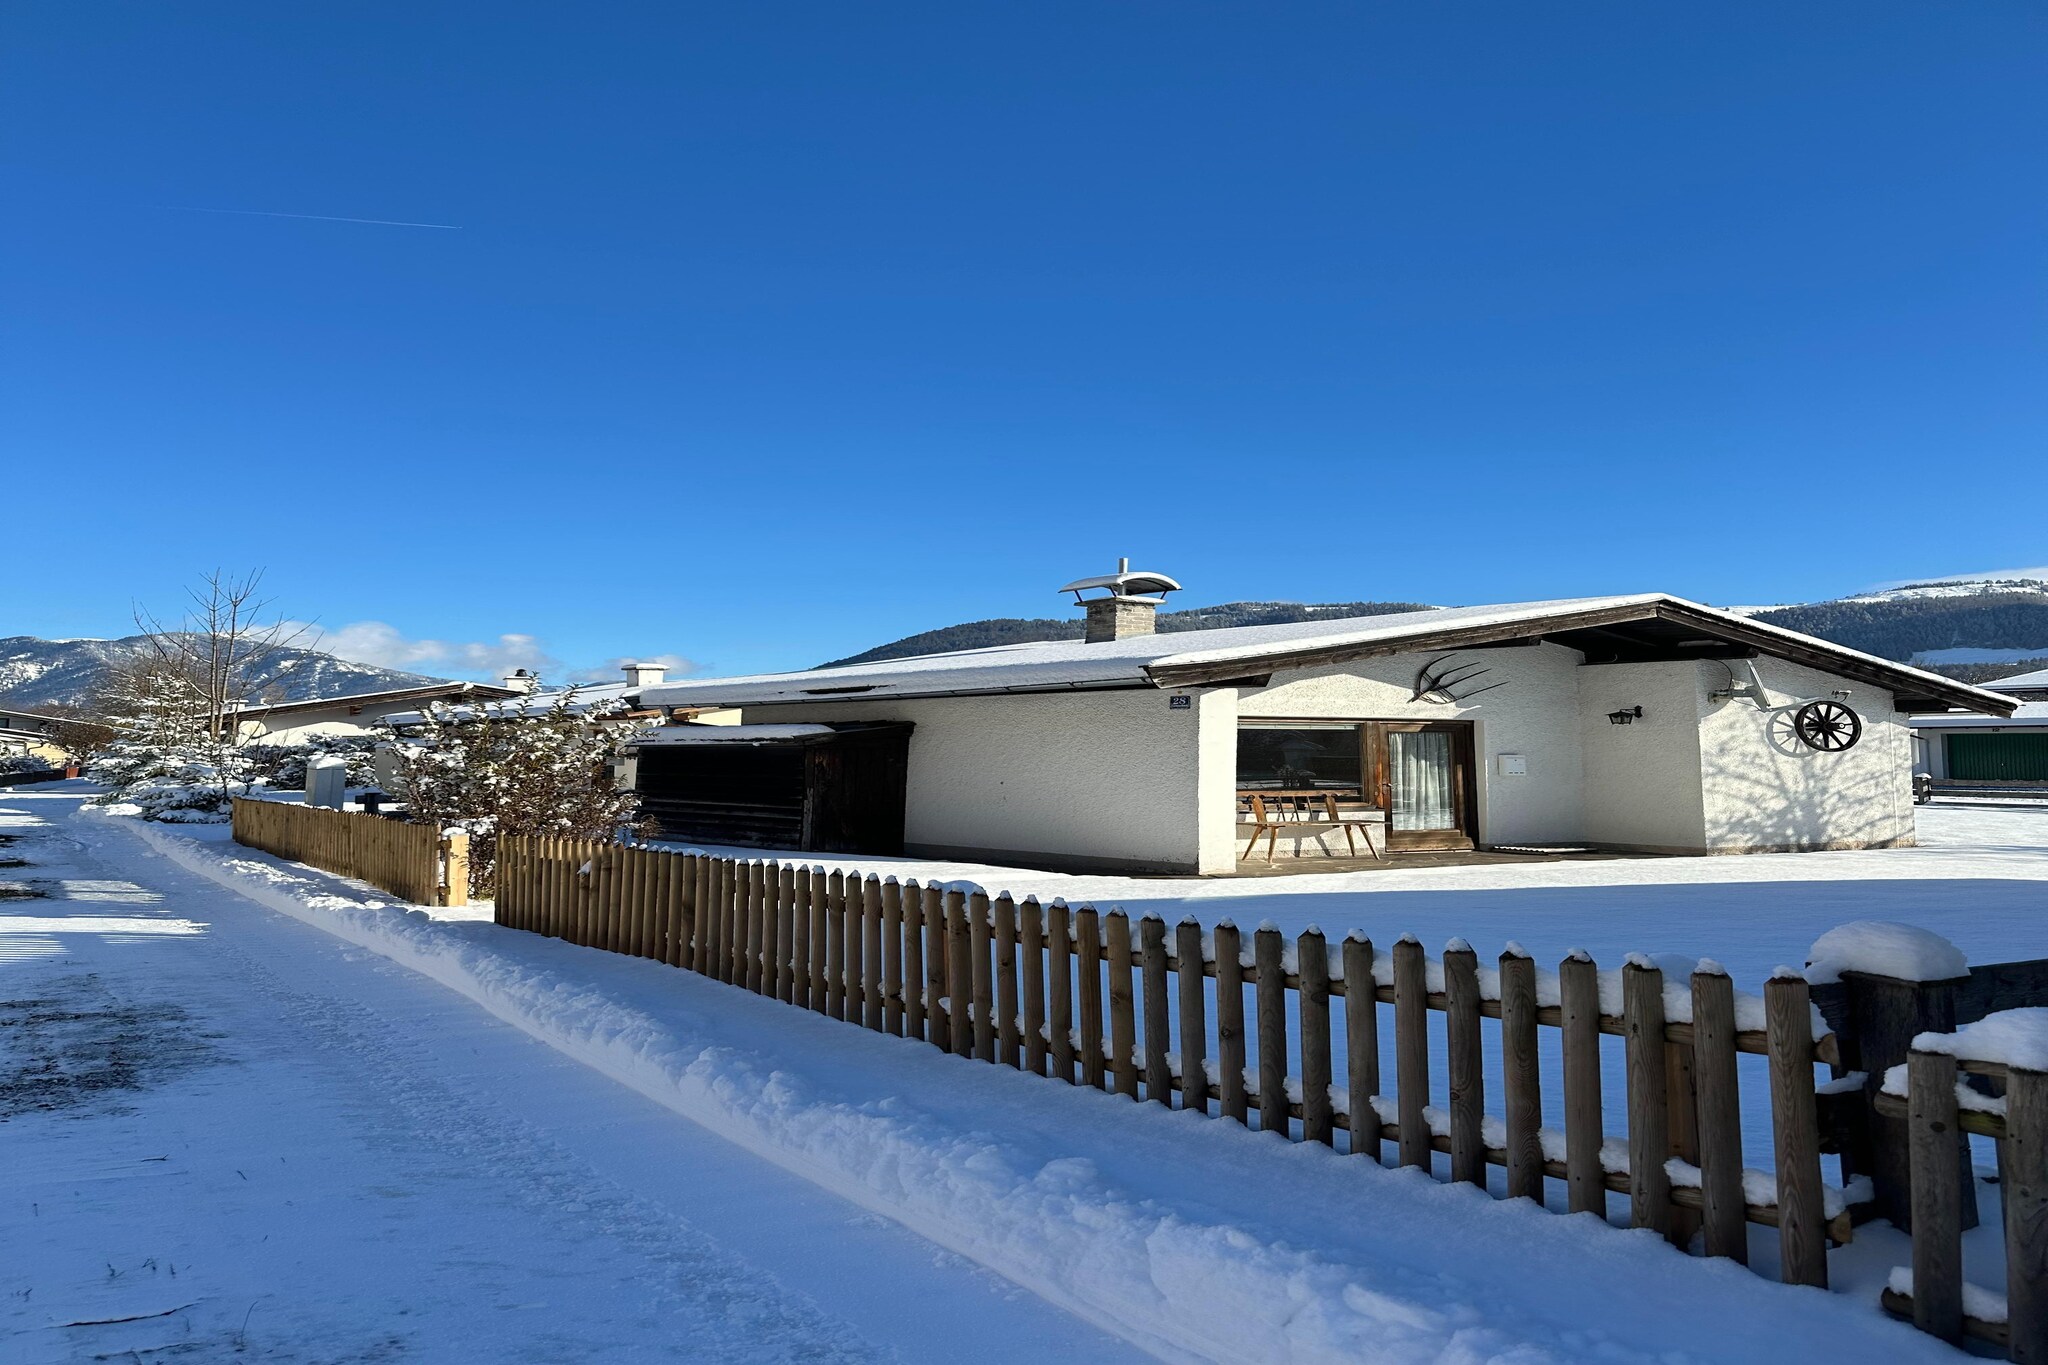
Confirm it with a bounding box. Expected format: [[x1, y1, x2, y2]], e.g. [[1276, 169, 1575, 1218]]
[[243, 733, 382, 791], [385, 681, 647, 896], [0, 752, 57, 776], [85, 663, 250, 821]]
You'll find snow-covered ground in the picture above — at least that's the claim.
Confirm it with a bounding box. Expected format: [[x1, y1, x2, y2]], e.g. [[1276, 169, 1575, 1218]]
[[4, 788, 2014, 1362]]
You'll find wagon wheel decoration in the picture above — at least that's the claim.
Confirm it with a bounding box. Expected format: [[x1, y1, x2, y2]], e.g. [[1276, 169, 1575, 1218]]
[[1791, 699, 1862, 752]]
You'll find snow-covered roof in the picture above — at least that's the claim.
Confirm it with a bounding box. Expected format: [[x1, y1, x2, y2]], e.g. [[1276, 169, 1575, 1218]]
[[639, 593, 2015, 715], [1911, 701, 2048, 731], [381, 680, 636, 727], [1987, 667, 2048, 693]]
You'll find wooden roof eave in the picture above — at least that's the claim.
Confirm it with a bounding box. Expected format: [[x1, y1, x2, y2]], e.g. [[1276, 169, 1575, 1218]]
[[1140, 599, 2016, 717]]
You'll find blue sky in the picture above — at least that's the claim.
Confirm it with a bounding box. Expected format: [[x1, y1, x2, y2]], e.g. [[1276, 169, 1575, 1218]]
[[4, 3, 2043, 681]]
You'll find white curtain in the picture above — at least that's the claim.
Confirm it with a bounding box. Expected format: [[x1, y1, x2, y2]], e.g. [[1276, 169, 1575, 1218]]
[[1389, 731, 1454, 831]]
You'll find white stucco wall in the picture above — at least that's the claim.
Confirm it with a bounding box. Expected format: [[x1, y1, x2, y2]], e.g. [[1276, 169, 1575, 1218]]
[[1235, 644, 1592, 850], [1696, 656, 1914, 851], [747, 689, 1210, 873], [1576, 662, 1709, 850]]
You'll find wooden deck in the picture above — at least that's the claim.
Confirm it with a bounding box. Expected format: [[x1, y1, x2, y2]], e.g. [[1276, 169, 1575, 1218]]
[[1229, 844, 1669, 877]]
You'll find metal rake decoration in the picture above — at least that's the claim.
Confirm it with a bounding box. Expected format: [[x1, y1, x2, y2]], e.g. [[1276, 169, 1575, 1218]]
[[1412, 654, 1510, 704]]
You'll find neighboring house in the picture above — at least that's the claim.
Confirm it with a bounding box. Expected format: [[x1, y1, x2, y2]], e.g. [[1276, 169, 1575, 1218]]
[[0, 706, 70, 765], [630, 567, 2012, 874], [1911, 666, 2048, 786], [230, 679, 527, 745]]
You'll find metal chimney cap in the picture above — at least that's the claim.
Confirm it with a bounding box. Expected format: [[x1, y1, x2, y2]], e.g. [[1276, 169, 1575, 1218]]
[[1058, 559, 1182, 600]]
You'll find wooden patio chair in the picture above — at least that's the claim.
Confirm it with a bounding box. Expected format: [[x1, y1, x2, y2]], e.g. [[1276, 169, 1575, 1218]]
[[1238, 791, 1384, 864]]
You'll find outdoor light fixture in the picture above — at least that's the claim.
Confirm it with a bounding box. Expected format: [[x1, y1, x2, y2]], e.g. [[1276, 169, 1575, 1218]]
[[1607, 706, 1643, 726]]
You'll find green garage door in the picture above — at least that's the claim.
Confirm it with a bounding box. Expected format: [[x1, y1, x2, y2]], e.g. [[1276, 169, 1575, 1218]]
[[1947, 733, 2048, 781]]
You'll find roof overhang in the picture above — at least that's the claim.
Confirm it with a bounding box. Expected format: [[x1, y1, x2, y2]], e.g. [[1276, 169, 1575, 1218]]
[[1144, 599, 2017, 716]]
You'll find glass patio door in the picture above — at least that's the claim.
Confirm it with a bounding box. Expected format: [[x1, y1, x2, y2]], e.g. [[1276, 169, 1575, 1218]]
[[1372, 721, 1475, 850]]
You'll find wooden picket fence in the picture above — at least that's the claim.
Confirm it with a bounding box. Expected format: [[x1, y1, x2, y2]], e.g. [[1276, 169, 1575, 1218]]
[[1875, 1048, 2047, 1356], [231, 797, 468, 907], [497, 837, 1860, 1287]]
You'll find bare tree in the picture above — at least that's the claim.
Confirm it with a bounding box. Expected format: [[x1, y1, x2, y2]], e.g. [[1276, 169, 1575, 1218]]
[[132, 569, 310, 742]]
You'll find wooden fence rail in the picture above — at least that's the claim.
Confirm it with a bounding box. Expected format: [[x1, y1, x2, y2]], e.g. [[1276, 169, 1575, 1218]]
[[496, 838, 1864, 1288], [231, 797, 468, 907], [1873, 1051, 2048, 1358]]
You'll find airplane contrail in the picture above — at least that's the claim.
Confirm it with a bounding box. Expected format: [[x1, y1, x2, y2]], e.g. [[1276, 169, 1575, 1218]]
[[165, 206, 462, 230]]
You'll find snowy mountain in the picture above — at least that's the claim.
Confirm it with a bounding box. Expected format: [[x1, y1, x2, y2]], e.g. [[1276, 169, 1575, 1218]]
[[0, 634, 451, 710]]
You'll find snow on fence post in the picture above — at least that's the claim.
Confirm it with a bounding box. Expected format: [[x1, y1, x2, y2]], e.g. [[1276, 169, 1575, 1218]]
[[1444, 941, 1484, 1185], [1075, 906, 1105, 1088], [1298, 927, 1333, 1146], [1046, 900, 1073, 1081], [994, 891, 1019, 1060], [1214, 922, 1248, 1125], [1499, 947, 1542, 1201], [862, 875, 885, 1031], [971, 891, 997, 1061], [1559, 950, 1604, 1215], [1691, 964, 1747, 1263], [1254, 925, 1288, 1137], [1021, 897, 1048, 1075], [1908, 1047, 1964, 1340], [2010, 1066, 2048, 1363], [1176, 918, 1208, 1115], [1140, 916, 1171, 1103], [1623, 959, 1671, 1237], [1106, 911, 1138, 1097], [1344, 935, 1379, 1163], [901, 880, 925, 1041], [882, 878, 905, 1034], [1767, 973, 1829, 1289], [1393, 936, 1429, 1169]]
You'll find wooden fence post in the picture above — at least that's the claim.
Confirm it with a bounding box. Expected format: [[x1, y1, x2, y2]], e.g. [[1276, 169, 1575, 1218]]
[[1141, 916, 1171, 1105], [2007, 1066, 2048, 1362], [1445, 942, 1484, 1185], [1048, 901, 1075, 1082], [1299, 927, 1333, 1146], [1908, 1047, 1963, 1340], [809, 869, 831, 1013], [1560, 951, 1603, 1215], [1106, 911, 1138, 1097], [1215, 922, 1247, 1125], [882, 878, 905, 1036], [1076, 906, 1105, 1088], [998, 895, 1022, 1067], [924, 883, 948, 1050], [1499, 947, 1542, 1200], [777, 865, 798, 1002], [1692, 965, 1747, 1263], [1623, 959, 1671, 1237], [1768, 973, 1829, 1289], [948, 889, 974, 1057], [824, 870, 847, 1018], [901, 879, 925, 1041], [1344, 934, 1378, 1162], [1255, 925, 1288, 1137], [1838, 967, 1978, 1233], [1393, 935, 1429, 1169], [862, 875, 884, 1031], [1176, 918, 1208, 1115], [1021, 897, 1047, 1076], [971, 891, 997, 1060], [848, 874, 870, 1027]]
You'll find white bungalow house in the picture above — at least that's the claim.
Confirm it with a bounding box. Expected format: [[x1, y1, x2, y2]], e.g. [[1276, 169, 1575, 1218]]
[[227, 678, 528, 745], [1911, 666, 2048, 788], [630, 570, 2014, 875], [0, 706, 70, 766]]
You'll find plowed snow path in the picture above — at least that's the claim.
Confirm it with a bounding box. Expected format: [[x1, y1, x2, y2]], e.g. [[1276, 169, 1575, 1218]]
[[0, 793, 1143, 1364]]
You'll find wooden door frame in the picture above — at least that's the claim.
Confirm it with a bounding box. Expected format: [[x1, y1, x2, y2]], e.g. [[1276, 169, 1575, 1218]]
[[1367, 720, 1479, 851]]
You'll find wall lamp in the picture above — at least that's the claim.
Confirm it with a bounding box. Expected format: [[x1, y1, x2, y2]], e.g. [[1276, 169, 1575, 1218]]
[[1607, 706, 1643, 726]]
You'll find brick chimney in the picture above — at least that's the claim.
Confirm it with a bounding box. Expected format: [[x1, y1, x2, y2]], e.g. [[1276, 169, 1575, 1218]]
[[1059, 558, 1183, 643]]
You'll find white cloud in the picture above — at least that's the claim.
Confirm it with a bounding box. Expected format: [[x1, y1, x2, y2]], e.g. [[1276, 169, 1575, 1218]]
[[287, 620, 562, 680]]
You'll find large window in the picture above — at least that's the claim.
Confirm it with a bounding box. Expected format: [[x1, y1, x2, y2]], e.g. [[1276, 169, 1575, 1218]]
[[1236, 723, 1363, 792]]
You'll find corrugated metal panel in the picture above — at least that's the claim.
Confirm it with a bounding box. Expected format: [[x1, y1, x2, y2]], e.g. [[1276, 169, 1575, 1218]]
[[1946, 733, 2048, 781]]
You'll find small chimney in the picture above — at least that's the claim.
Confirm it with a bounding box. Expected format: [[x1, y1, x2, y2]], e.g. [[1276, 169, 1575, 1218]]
[[500, 668, 540, 693], [1058, 557, 1183, 644], [621, 661, 666, 689]]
